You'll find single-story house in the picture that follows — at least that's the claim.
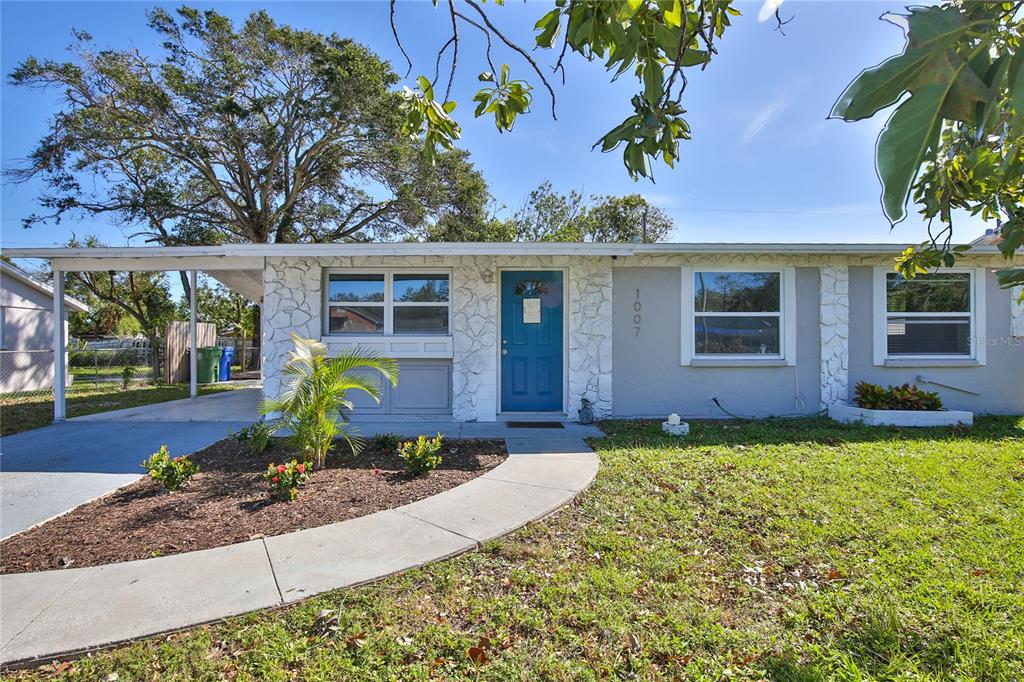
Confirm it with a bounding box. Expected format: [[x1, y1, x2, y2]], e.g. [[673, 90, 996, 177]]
[[4, 243, 1022, 421], [0, 260, 89, 394]]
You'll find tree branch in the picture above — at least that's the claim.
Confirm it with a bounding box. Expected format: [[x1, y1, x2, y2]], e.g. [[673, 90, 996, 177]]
[[462, 0, 558, 119]]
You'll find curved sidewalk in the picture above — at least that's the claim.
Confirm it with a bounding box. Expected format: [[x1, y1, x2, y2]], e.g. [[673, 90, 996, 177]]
[[0, 437, 598, 667]]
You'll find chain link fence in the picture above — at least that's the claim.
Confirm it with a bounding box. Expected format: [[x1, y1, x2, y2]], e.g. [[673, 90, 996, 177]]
[[1, 345, 157, 405], [1, 337, 259, 407]]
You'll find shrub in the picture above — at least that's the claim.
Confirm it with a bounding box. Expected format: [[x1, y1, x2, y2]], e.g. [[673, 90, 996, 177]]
[[232, 421, 274, 456], [399, 433, 444, 475], [265, 459, 311, 501], [853, 381, 943, 411], [142, 445, 200, 492], [370, 433, 402, 451], [261, 334, 398, 468], [121, 365, 137, 390]]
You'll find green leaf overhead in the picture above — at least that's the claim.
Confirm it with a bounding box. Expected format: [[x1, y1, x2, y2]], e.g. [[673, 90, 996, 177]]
[[834, 1, 1023, 288], [387, 0, 741, 181], [875, 84, 946, 224]]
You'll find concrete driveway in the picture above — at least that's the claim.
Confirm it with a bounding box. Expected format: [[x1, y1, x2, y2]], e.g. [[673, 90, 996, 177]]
[[0, 388, 259, 539]]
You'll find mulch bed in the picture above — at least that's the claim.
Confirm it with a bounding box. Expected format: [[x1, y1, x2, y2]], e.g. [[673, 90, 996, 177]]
[[0, 437, 506, 574]]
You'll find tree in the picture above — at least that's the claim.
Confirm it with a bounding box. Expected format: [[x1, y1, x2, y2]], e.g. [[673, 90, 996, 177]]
[[585, 194, 674, 243], [8, 7, 492, 248], [62, 237, 178, 377], [68, 300, 142, 339], [392, 0, 754, 180], [832, 2, 1023, 289], [432, 181, 674, 242], [506, 182, 591, 242]]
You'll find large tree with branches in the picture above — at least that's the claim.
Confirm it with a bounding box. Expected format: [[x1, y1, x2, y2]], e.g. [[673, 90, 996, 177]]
[[8, 7, 491, 250]]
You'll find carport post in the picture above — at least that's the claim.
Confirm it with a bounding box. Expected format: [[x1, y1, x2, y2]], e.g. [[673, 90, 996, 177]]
[[52, 263, 66, 421], [189, 270, 198, 399]]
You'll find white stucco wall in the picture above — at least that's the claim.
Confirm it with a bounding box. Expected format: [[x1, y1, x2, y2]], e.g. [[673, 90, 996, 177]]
[[262, 255, 613, 422]]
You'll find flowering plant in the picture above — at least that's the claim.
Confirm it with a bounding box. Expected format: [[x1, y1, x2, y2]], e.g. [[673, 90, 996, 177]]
[[142, 445, 200, 492], [264, 459, 311, 501], [398, 433, 444, 476]]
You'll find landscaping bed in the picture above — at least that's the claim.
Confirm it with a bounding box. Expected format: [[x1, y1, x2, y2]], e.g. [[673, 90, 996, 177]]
[[0, 437, 506, 574]]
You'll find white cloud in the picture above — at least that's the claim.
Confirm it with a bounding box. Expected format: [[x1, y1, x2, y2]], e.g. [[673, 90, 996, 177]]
[[742, 98, 789, 142]]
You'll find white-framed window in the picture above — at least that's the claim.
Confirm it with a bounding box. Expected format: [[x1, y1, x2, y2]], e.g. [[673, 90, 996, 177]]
[[680, 267, 797, 365], [323, 270, 451, 336], [872, 267, 986, 365]]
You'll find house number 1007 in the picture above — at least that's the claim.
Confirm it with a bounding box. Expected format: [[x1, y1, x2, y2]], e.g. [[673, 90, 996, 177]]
[[634, 289, 642, 336]]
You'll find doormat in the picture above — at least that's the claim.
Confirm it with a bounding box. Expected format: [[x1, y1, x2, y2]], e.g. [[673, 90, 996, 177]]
[[506, 421, 565, 429]]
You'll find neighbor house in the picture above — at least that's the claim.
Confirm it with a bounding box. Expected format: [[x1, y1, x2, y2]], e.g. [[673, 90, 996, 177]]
[[0, 260, 89, 394], [4, 243, 1022, 420]]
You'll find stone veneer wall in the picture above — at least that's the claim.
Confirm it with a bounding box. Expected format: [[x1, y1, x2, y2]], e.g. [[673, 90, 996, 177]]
[[818, 262, 850, 407], [1012, 285, 1024, 338], [262, 255, 613, 422]]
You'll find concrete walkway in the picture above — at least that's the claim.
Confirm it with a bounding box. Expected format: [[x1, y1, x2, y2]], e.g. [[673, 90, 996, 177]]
[[0, 389, 260, 539], [0, 436, 599, 667]]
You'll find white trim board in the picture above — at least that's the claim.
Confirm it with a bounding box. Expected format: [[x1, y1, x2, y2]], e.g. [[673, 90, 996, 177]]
[[495, 267, 570, 415], [871, 267, 987, 367], [680, 266, 797, 366]]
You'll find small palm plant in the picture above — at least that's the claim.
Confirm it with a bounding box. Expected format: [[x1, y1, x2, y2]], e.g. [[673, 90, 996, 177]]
[[261, 334, 398, 469]]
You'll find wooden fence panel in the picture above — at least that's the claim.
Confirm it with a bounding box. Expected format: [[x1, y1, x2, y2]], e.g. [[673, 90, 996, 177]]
[[164, 321, 216, 384]]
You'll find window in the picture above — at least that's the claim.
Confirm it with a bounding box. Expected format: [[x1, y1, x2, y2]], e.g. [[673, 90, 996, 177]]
[[681, 267, 796, 365], [325, 271, 450, 336], [882, 271, 973, 357], [694, 271, 782, 356]]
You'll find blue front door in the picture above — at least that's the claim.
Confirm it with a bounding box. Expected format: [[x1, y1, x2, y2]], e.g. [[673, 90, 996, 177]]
[[501, 271, 564, 412]]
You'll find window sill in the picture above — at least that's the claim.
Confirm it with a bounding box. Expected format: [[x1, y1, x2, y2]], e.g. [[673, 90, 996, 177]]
[[688, 358, 789, 367], [881, 358, 980, 368], [320, 335, 453, 359]]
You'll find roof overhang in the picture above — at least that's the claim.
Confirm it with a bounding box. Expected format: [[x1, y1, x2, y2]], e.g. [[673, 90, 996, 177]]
[[207, 269, 263, 302], [0, 261, 90, 313], [2, 241, 1012, 261]]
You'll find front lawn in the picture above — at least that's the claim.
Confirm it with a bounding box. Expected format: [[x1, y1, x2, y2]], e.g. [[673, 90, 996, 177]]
[[6, 418, 1022, 680], [0, 383, 239, 436]]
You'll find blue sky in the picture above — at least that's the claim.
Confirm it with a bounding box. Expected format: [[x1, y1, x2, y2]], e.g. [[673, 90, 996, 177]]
[[0, 0, 993, 251]]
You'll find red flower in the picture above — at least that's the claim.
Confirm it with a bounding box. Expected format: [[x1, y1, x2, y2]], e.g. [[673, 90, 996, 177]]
[[372, 465, 381, 475], [277, 464, 287, 473], [271, 476, 279, 483], [296, 463, 305, 473]]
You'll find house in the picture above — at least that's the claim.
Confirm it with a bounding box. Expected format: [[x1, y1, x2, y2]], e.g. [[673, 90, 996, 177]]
[[3, 243, 1022, 420], [0, 260, 89, 393]]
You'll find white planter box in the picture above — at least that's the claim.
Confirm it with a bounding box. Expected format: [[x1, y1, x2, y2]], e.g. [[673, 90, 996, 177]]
[[828, 402, 973, 427]]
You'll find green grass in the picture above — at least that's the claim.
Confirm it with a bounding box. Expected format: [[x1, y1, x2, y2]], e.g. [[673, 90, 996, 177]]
[[5, 417, 1023, 680], [0, 383, 239, 436], [68, 366, 149, 377]]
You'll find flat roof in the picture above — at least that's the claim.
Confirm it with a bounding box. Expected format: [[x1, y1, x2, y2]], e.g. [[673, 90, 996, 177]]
[[1, 241, 1011, 260]]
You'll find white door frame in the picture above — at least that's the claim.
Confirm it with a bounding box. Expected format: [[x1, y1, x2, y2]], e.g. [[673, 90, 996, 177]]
[[495, 266, 570, 415]]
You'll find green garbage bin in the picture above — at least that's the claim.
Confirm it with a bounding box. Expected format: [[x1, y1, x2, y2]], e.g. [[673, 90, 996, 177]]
[[196, 346, 223, 384]]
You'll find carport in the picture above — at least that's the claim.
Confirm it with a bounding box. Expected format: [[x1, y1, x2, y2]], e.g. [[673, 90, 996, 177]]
[[2, 246, 265, 422]]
